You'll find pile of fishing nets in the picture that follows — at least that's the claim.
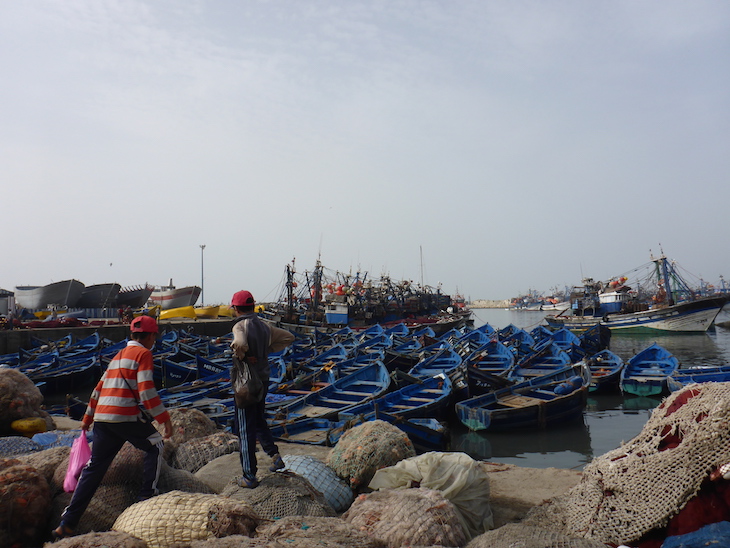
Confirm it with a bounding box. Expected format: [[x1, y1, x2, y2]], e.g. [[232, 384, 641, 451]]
[[282, 454, 354, 513], [342, 487, 467, 548], [0, 368, 55, 436], [222, 471, 337, 519], [0, 457, 52, 548], [523, 383, 730, 547], [326, 420, 415, 490], [112, 490, 262, 548], [369, 451, 494, 541]]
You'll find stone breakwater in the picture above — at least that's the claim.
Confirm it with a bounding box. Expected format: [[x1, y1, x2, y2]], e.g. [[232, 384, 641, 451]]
[[468, 299, 511, 309]]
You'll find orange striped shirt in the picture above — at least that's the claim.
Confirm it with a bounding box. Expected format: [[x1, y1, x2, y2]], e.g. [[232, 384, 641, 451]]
[[82, 341, 170, 427]]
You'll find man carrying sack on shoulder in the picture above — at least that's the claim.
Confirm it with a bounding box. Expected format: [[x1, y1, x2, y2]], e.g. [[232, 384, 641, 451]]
[[230, 290, 294, 488]]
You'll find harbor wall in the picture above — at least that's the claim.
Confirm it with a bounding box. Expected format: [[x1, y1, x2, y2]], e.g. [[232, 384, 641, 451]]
[[0, 319, 235, 354], [469, 299, 510, 308]]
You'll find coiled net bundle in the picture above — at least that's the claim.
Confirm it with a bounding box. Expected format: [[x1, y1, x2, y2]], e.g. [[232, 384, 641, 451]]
[[221, 471, 336, 519], [113, 490, 262, 548], [342, 487, 467, 548], [326, 420, 415, 489], [281, 454, 354, 513]]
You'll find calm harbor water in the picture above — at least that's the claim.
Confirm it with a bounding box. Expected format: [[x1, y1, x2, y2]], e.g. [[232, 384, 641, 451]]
[[450, 307, 730, 470]]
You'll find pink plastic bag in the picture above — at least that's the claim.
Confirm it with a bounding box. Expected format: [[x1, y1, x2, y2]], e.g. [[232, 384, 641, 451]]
[[63, 430, 91, 493]]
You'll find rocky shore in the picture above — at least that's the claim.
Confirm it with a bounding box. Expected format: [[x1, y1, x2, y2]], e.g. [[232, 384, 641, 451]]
[[53, 416, 582, 529]]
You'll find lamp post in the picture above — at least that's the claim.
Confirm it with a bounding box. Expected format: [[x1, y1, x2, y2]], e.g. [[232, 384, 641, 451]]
[[200, 244, 206, 306]]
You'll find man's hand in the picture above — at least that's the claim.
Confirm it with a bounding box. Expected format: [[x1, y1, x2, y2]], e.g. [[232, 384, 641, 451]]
[[161, 419, 174, 440]]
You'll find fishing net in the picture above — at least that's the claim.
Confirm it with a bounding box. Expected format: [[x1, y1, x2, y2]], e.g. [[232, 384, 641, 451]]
[[13, 445, 70, 487], [256, 515, 388, 547], [0, 458, 52, 548], [326, 420, 416, 490], [49, 530, 148, 548], [221, 471, 336, 519], [369, 451, 494, 541], [281, 454, 354, 513], [0, 435, 43, 457], [466, 523, 610, 548], [51, 484, 138, 534], [524, 383, 730, 546], [167, 408, 219, 445], [171, 431, 240, 473], [112, 490, 262, 548], [342, 487, 467, 548]]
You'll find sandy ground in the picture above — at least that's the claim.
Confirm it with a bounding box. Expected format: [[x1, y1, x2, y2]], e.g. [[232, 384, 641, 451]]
[[53, 416, 582, 528]]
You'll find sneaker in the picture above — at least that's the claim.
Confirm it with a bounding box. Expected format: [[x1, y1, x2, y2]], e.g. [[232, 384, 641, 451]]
[[237, 476, 259, 489], [51, 523, 74, 541], [269, 453, 285, 472]]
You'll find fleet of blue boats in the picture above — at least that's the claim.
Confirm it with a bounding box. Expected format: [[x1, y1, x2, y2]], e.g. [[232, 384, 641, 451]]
[[4, 315, 730, 449]]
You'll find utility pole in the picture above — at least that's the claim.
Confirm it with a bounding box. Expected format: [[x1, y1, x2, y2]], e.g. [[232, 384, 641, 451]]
[[200, 244, 206, 306]]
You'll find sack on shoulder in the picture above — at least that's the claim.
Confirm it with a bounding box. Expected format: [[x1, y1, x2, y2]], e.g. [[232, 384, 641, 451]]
[[231, 355, 264, 408]]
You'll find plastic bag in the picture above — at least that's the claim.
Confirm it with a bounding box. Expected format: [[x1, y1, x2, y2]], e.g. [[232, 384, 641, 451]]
[[63, 430, 91, 493], [369, 451, 494, 541], [231, 356, 264, 407]]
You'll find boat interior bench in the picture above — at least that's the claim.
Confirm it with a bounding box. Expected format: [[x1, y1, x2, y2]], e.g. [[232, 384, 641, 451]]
[[335, 390, 371, 397], [318, 397, 360, 406], [498, 394, 542, 407]]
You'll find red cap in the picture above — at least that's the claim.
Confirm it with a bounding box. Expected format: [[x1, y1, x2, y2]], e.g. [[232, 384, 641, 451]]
[[231, 290, 255, 307], [130, 315, 159, 333]]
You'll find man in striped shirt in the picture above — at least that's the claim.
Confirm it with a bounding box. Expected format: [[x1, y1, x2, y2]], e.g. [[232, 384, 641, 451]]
[[52, 315, 172, 540]]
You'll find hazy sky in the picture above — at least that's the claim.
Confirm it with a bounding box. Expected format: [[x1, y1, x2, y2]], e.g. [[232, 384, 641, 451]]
[[2, 1, 728, 305]]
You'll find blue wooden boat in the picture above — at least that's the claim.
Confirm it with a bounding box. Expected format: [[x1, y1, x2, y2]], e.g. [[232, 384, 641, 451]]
[[530, 325, 554, 344], [667, 364, 730, 391], [338, 374, 452, 421], [456, 364, 589, 431], [407, 347, 462, 379], [30, 355, 102, 393], [549, 328, 581, 354], [267, 361, 390, 424], [508, 342, 572, 382], [621, 343, 680, 396], [584, 349, 624, 393], [464, 339, 515, 375]]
